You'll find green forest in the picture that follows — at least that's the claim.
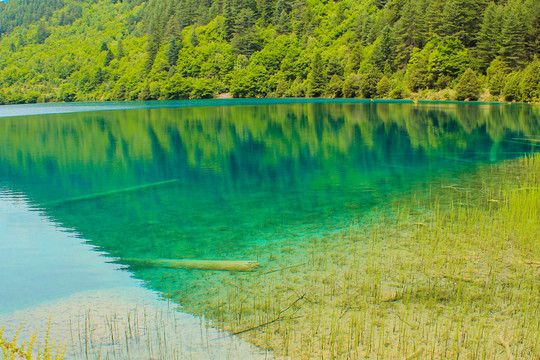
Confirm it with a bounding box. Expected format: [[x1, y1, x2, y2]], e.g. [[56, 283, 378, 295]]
[[0, 0, 540, 104]]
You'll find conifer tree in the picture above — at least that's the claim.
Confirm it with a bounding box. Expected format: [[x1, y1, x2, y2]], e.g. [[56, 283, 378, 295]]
[[273, 0, 289, 24], [307, 52, 326, 97], [503, 72, 522, 101], [117, 39, 125, 59], [113, 83, 126, 101], [500, 4, 526, 67], [258, 0, 275, 25], [359, 67, 382, 99], [223, 0, 235, 41], [342, 75, 361, 98], [327, 55, 343, 77], [34, 22, 50, 44], [139, 81, 151, 101], [455, 68, 482, 101], [372, 25, 396, 71], [519, 60, 540, 102], [103, 49, 114, 67], [425, 1, 444, 34], [93, 68, 104, 87], [441, 0, 483, 47], [144, 20, 162, 74], [345, 44, 363, 75], [376, 76, 391, 98], [523, 0, 540, 59], [394, 0, 427, 65], [406, 48, 430, 91], [276, 10, 290, 34], [326, 74, 343, 98], [59, 12, 66, 26], [232, 8, 257, 55], [486, 57, 508, 96], [373, 0, 388, 10], [477, 3, 502, 70], [189, 29, 199, 47], [167, 37, 179, 66]]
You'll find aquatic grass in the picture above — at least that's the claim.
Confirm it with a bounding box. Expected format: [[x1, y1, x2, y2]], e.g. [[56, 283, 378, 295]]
[[1, 294, 271, 360], [0, 317, 66, 360], [164, 154, 540, 359], [5, 155, 536, 359]]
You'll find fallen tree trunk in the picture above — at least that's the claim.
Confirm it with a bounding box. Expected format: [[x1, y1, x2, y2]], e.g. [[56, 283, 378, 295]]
[[121, 258, 261, 272], [45, 179, 181, 207]]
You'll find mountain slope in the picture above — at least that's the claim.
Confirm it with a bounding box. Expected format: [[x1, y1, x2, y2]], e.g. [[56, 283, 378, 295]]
[[0, 0, 540, 104]]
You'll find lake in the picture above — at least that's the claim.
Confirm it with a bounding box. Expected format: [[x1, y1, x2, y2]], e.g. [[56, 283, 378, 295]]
[[1, 99, 539, 358]]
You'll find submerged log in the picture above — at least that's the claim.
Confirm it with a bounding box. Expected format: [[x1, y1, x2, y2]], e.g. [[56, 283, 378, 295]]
[[121, 258, 261, 272], [45, 179, 181, 207]]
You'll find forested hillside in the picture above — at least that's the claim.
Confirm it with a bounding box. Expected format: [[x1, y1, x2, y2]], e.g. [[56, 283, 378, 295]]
[[0, 0, 540, 104]]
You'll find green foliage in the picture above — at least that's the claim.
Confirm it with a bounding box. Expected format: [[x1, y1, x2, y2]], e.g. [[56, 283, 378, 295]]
[[389, 79, 406, 99], [519, 60, 540, 102], [189, 78, 216, 99], [455, 68, 482, 101], [286, 77, 306, 97], [326, 75, 343, 98], [307, 53, 326, 97], [427, 37, 469, 89], [503, 72, 523, 102], [440, 0, 484, 47], [230, 64, 269, 98], [500, 2, 526, 68], [342, 74, 361, 98], [0, 0, 538, 104], [376, 76, 391, 98], [104, 49, 115, 67], [59, 84, 77, 102], [167, 37, 180, 66], [161, 74, 190, 99], [486, 57, 508, 96], [359, 67, 382, 99], [34, 22, 50, 44], [406, 48, 430, 92]]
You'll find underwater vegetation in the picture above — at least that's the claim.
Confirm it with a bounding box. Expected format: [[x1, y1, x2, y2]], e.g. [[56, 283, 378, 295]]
[[152, 154, 540, 359], [5, 152, 533, 359]]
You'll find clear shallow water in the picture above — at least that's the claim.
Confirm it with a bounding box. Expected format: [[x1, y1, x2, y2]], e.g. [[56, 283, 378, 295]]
[[0, 100, 539, 313], [0, 190, 135, 313]]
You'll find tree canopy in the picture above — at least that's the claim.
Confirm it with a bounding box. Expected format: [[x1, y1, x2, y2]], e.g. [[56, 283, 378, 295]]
[[0, 0, 539, 104]]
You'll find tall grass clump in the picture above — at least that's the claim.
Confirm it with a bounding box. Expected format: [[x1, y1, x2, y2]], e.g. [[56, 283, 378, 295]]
[[0, 318, 66, 360]]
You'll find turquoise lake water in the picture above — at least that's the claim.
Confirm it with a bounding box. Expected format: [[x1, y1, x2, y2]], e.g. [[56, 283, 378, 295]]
[[1, 100, 540, 315]]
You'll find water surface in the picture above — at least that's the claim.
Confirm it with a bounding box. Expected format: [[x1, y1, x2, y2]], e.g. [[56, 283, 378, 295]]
[[1, 100, 539, 314]]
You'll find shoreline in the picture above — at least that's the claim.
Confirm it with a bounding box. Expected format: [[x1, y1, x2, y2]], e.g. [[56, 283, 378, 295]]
[[0, 97, 531, 119], [0, 286, 272, 360]]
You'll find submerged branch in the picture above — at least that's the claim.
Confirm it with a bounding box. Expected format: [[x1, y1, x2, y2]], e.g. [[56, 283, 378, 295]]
[[230, 294, 306, 336], [45, 179, 182, 207]]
